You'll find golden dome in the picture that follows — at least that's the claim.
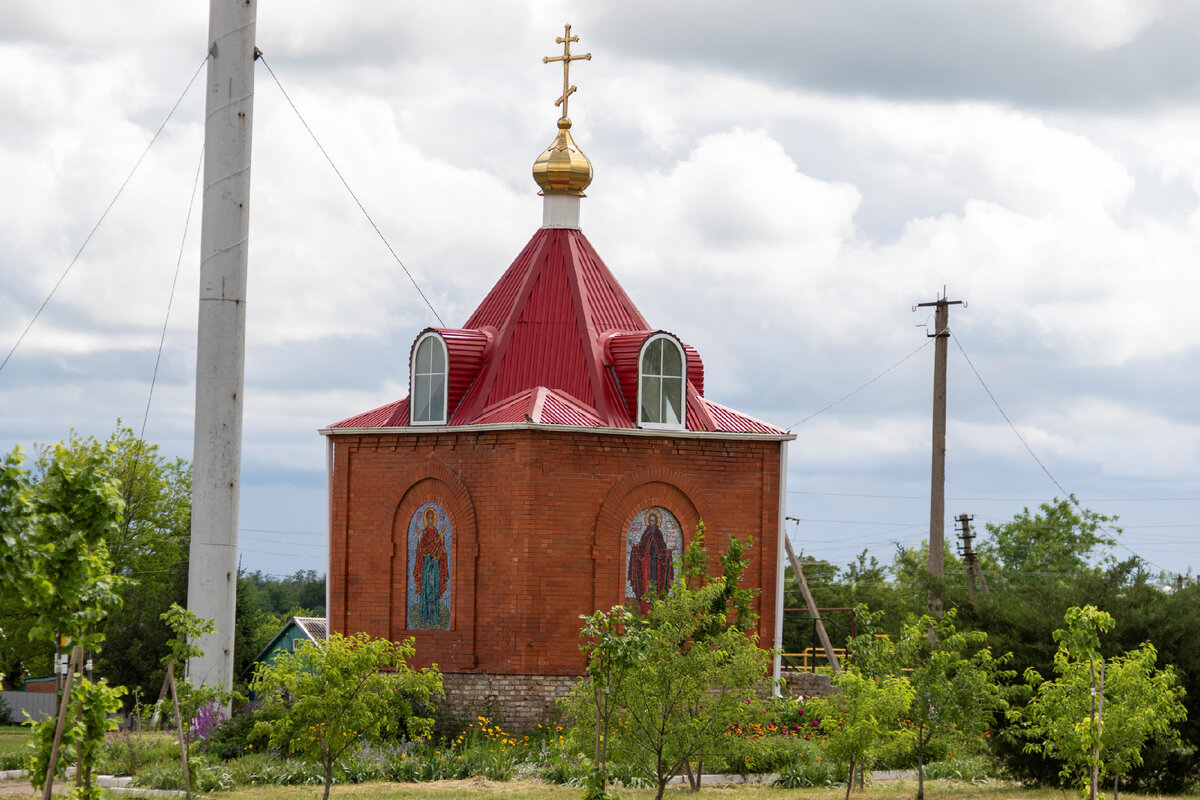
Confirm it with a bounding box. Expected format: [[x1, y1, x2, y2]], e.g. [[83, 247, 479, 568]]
[[532, 117, 593, 196]]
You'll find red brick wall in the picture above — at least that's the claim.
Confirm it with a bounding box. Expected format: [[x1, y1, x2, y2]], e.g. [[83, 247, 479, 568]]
[[327, 428, 783, 675]]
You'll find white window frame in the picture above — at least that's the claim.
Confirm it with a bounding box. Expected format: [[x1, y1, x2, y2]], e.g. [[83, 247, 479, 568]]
[[637, 333, 687, 430], [410, 331, 448, 425]]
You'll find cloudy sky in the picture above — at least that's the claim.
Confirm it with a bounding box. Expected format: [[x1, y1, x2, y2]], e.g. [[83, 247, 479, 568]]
[[2, 1, 1198, 586]]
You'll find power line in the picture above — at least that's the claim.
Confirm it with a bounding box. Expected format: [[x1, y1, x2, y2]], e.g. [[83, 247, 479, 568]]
[[951, 331, 1166, 573], [0, 55, 208, 378], [785, 338, 932, 430], [240, 527, 326, 535], [137, 140, 204, 443], [787, 489, 1200, 502], [257, 54, 445, 327]]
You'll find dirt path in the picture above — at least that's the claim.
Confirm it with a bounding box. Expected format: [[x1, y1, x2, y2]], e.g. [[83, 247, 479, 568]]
[[0, 779, 38, 799]]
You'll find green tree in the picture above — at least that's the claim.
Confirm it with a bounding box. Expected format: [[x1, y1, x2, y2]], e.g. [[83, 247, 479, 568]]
[[575, 604, 651, 799], [26, 677, 125, 800], [811, 666, 914, 800], [979, 497, 1117, 577], [251, 632, 443, 800], [159, 603, 219, 800], [605, 577, 773, 800], [33, 426, 192, 705], [234, 569, 328, 686], [897, 610, 1013, 799], [0, 447, 48, 686], [1017, 605, 1187, 800], [6, 443, 126, 800]]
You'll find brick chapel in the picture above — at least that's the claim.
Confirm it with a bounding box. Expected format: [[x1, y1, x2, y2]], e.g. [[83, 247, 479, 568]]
[[320, 27, 795, 726]]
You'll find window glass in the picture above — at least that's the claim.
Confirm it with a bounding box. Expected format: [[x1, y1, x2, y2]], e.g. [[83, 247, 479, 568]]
[[662, 341, 682, 374], [639, 335, 685, 428], [662, 377, 683, 424], [412, 334, 448, 424], [640, 378, 661, 423]]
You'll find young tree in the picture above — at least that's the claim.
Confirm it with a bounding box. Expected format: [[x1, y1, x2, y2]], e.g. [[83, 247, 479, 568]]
[[0, 447, 45, 687], [607, 577, 773, 800], [575, 604, 651, 799], [1017, 605, 1187, 800], [251, 632, 443, 800], [35, 427, 192, 704], [159, 603, 218, 800], [811, 666, 914, 800], [897, 610, 1013, 799], [7, 444, 126, 800]]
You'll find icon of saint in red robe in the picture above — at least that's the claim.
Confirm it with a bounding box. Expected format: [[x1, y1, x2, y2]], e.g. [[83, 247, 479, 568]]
[[628, 510, 675, 615]]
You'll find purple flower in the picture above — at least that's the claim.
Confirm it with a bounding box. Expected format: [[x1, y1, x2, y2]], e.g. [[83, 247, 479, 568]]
[[192, 701, 226, 742]]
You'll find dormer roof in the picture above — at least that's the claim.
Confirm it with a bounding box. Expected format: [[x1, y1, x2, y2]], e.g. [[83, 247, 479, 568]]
[[327, 227, 786, 436]]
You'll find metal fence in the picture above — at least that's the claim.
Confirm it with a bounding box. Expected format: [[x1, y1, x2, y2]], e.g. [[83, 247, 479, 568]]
[[1, 690, 57, 723]]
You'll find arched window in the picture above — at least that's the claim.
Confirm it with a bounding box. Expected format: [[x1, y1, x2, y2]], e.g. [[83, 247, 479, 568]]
[[410, 332, 448, 425], [638, 334, 686, 428]]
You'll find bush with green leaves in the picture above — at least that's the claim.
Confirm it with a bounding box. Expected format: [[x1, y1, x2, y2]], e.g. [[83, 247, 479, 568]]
[[196, 709, 263, 761], [810, 667, 914, 800], [251, 631, 442, 800]]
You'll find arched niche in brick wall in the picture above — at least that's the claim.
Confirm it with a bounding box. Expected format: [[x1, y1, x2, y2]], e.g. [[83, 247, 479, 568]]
[[387, 462, 480, 670], [591, 466, 713, 611]]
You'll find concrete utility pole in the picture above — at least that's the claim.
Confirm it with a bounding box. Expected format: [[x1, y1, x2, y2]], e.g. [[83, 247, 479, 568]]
[[187, 0, 258, 694], [915, 291, 963, 615]]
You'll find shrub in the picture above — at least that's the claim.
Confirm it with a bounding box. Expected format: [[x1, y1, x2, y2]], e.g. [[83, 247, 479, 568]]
[[131, 754, 234, 792], [0, 695, 14, 726], [198, 709, 263, 761], [97, 729, 179, 777]]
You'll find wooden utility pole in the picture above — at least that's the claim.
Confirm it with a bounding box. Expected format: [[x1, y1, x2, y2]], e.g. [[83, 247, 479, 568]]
[[956, 513, 989, 601], [915, 291, 963, 615], [783, 518, 840, 673]]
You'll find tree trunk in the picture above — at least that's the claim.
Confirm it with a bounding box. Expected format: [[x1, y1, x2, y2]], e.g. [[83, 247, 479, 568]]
[[149, 670, 171, 729], [42, 645, 82, 800], [1089, 659, 1099, 800], [917, 741, 926, 800], [322, 760, 334, 800], [75, 703, 83, 789], [845, 758, 857, 800], [594, 690, 602, 764], [167, 661, 192, 800]]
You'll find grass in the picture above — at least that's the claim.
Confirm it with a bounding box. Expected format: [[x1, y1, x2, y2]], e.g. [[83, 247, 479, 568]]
[[0, 777, 1197, 800], [0, 726, 30, 767]]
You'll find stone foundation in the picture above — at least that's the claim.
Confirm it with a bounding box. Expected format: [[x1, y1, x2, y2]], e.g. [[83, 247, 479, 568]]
[[439, 673, 577, 732], [437, 670, 835, 732], [780, 670, 836, 698]]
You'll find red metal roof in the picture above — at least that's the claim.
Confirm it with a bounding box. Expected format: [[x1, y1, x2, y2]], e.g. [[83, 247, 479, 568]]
[[328, 227, 787, 436]]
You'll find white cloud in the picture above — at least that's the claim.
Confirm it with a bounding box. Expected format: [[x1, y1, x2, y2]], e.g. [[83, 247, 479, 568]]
[[956, 397, 1200, 481], [1018, 0, 1170, 50], [3, 2, 1199, 577]]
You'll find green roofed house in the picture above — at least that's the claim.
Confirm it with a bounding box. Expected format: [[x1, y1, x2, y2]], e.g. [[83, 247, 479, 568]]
[[242, 616, 327, 683]]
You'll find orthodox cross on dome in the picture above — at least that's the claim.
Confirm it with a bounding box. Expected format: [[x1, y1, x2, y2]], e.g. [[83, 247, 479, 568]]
[[542, 23, 591, 122]]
